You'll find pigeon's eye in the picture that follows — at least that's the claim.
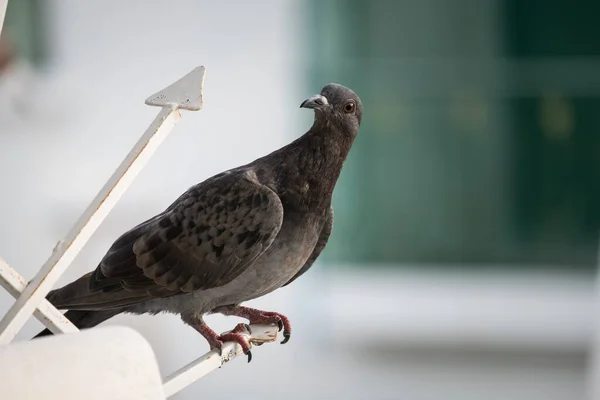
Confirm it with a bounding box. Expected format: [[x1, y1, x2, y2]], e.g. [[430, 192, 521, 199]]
[[343, 102, 355, 113]]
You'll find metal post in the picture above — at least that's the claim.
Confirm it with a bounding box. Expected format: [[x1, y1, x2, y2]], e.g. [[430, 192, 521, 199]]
[[0, 0, 7, 40]]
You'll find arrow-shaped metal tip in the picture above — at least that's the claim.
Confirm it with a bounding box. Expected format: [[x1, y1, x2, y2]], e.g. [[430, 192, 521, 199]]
[[145, 66, 206, 111]]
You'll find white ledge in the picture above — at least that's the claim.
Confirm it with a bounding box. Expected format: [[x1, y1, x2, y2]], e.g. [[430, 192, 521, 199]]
[[0, 326, 164, 400]]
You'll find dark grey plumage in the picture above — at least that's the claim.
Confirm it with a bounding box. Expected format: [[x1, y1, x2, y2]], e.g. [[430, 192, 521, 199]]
[[35, 83, 362, 358]]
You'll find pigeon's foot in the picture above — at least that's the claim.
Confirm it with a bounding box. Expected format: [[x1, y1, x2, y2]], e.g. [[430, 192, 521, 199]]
[[217, 327, 253, 363], [188, 317, 253, 363], [215, 305, 292, 344]]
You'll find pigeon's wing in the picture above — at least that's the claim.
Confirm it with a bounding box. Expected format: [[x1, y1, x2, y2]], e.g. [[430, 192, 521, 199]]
[[82, 169, 283, 306], [283, 206, 333, 287]]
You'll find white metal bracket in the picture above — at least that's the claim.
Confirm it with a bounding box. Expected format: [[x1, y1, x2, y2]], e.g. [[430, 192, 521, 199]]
[[0, 258, 79, 335], [0, 66, 205, 344], [0, 0, 7, 40]]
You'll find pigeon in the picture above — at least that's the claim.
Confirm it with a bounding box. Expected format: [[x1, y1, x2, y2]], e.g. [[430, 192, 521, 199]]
[[34, 83, 363, 362]]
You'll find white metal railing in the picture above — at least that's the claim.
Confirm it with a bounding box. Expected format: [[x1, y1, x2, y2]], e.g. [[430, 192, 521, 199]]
[[0, 18, 279, 393], [0, 66, 202, 342], [0, 0, 7, 37]]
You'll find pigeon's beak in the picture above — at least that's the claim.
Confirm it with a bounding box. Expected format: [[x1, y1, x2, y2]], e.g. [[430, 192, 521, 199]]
[[300, 94, 329, 109]]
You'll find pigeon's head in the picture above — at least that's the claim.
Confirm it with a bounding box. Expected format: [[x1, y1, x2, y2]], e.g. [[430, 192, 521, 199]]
[[300, 83, 362, 135]]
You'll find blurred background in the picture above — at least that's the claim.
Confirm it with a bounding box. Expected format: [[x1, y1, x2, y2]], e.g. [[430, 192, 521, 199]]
[[0, 1, 599, 399]]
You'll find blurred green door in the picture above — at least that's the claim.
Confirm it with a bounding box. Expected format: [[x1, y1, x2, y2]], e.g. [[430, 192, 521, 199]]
[[307, 0, 600, 270]]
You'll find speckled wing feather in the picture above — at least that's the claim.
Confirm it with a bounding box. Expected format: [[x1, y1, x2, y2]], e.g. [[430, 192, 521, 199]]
[[52, 169, 284, 309]]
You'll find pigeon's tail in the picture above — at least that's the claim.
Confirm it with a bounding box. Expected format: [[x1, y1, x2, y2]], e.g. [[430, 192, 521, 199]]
[[33, 309, 122, 339], [32, 271, 125, 339]]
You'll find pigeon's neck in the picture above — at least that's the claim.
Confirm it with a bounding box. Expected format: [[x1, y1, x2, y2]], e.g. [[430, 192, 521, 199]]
[[266, 127, 355, 210]]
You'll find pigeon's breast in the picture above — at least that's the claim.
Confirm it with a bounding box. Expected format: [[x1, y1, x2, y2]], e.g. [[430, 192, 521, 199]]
[[132, 213, 323, 315], [206, 214, 322, 304]]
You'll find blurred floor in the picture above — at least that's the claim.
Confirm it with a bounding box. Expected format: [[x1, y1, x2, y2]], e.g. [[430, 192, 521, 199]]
[[195, 348, 586, 400]]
